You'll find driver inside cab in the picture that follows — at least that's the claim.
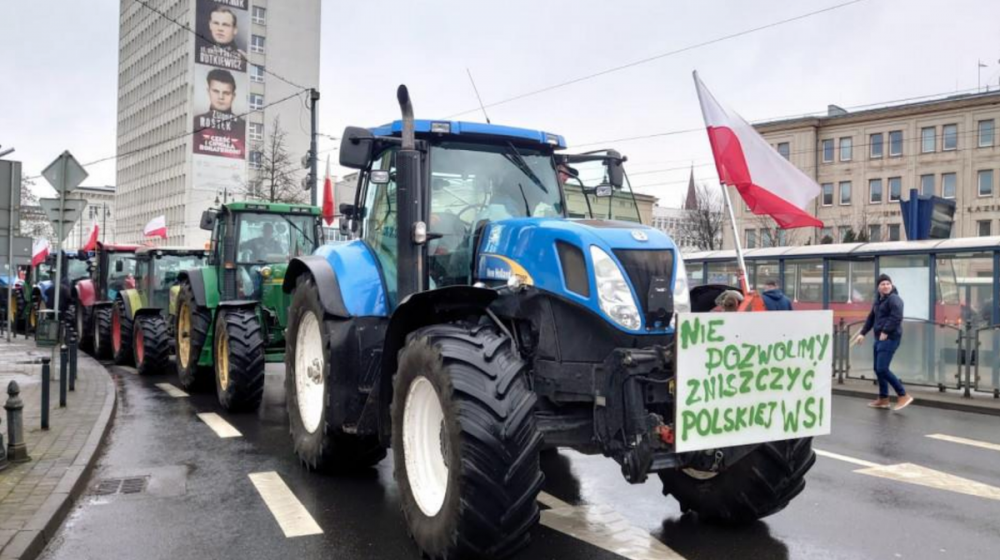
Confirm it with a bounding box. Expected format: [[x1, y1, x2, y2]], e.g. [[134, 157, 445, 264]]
[[240, 222, 285, 261]]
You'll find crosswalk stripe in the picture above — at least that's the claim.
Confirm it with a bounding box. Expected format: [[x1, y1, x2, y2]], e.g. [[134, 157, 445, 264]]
[[155, 383, 189, 398], [926, 434, 1000, 453], [538, 493, 685, 560], [197, 413, 242, 438], [249, 472, 323, 538], [814, 448, 879, 468]]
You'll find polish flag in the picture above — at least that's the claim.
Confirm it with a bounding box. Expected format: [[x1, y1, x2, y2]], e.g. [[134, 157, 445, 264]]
[[694, 72, 823, 229], [322, 156, 335, 226], [144, 215, 168, 239], [31, 239, 50, 268], [82, 220, 99, 252]]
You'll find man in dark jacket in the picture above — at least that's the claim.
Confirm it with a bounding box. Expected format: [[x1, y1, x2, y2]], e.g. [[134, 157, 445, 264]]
[[854, 274, 914, 411], [762, 280, 793, 311]]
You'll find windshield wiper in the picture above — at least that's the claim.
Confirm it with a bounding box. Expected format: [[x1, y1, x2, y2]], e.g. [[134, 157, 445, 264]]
[[281, 216, 314, 248], [503, 142, 549, 194]]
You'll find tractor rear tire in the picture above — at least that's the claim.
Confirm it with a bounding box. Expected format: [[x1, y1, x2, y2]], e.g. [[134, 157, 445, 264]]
[[135, 314, 171, 376], [93, 306, 114, 360], [391, 323, 543, 560], [285, 274, 386, 471], [659, 437, 816, 524], [214, 307, 265, 412], [111, 298, 134, 366], [174, 281, 212, 390], [68, 303, 93, 352]]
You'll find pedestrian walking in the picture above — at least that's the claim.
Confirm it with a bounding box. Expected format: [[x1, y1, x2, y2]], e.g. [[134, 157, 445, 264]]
[[853, 274, 915, 411], [761, 280, 793, 311]]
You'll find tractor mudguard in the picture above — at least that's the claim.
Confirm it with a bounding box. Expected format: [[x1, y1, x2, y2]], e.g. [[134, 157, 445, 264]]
[[283, 256, 349, 318], [283, 243, 389, 319], [218, 300, 258, 310], [118, 289, 144, 320], [133, 307, 162, 318], [75, 279, 97, 308], [177, 268, 219, 309]]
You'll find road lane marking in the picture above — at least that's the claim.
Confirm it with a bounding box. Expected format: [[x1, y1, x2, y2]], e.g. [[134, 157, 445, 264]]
[[197, 413, 242, 438], [537, 492, 685, 560], [815, 447, 1000, 501], [249, 472, 323, 538], [927, 434, 1000, 453], [155, 383, 188, 398]]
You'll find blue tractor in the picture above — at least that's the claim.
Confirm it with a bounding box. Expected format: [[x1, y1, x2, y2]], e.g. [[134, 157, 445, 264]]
[[282, 87, 815, 559]]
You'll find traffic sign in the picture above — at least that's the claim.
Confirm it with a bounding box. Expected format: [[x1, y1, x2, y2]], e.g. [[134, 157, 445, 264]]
[[39, 197, 87, 230], [41, 151, 88, 194]]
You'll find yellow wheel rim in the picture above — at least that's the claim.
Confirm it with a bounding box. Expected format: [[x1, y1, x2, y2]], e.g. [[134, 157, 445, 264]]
[[29, 308, 36, 328], [178, 303, 191, 369], [217, 325, 229, 391]]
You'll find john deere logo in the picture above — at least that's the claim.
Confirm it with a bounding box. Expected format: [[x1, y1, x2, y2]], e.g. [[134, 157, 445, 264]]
[[631, 230, 649, 242]]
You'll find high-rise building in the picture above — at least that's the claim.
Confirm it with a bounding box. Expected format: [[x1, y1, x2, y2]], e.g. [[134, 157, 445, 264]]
[[116, 0, 321, 245]]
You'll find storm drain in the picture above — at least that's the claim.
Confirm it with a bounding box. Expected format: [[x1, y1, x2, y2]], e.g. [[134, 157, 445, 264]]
[[93, 476, 149, 496]]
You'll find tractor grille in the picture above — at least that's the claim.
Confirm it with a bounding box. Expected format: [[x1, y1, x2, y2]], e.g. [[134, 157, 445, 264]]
[[612, 249, 674, 318]]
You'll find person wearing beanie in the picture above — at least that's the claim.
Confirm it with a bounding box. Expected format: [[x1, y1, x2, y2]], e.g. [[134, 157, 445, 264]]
[[854, 274, 914, 411]]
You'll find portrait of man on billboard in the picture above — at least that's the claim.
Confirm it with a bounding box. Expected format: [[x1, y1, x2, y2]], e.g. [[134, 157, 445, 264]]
[[193, 68, 246, 159], [196, 0, 249, 71]]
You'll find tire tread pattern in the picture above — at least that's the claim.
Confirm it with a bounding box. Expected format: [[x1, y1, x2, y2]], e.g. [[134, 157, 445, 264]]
[[217, 308, 265, 412], [135, 314, 171, 375], [174, 282, 211, 390]]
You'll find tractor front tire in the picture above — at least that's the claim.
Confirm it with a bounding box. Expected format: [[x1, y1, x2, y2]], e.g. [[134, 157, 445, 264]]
[[214, 308, 265, 412], [174, 282, 212, 390], [285, 274, 386, 471], [93, 306, 114, 360], [135, 314, 171, 376], [111, 299, 134, 366], [659, 437, 816, 524], [391, 323, 543, 560]]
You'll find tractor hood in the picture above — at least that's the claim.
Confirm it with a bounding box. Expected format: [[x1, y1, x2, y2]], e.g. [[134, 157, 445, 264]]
[[475, 218, 689, 334]]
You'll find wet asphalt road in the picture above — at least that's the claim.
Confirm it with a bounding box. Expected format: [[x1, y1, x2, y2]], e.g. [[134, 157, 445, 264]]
[[39, 363, 1000, 560]]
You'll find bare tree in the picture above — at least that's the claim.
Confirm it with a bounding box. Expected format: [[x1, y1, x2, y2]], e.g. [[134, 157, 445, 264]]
[[18, 176, 53, 239], [246, 116, 307, 204], [690, 184, 724, 250]]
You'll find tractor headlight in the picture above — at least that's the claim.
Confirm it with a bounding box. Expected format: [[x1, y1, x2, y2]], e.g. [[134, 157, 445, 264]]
[[673, 259, 691, 314], [590, 246, 641, 331]]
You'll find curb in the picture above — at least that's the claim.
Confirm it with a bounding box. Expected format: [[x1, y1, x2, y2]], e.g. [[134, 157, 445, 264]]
[[0, 358, 118, 560], [833, 386, 1000, 417]]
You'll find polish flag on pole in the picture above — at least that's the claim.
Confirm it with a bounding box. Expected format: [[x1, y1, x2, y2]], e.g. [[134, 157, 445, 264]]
[[31, 239, 50, 268], [144, 215, 168, 239], [322, 155, 335, 226], [693, 72, 823, 229], [82, 220, 99, 252]]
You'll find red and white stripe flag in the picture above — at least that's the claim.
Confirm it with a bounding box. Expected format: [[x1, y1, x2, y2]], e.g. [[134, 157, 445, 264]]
[[31, 238, 50, 267], [694, 72, 823, 229], [144, 215, 167, 239], [82, 220, 99, 252], [322, 156, 335, 226]]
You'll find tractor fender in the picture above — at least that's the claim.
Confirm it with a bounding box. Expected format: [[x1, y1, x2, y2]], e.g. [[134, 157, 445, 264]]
[[134, 307, 162, 318], [218, 300, 259, 311], [74, 279, 96, 308], [282, 255, 350, 319], [118, 289, 144, 320], [177, 268, 219, 309]]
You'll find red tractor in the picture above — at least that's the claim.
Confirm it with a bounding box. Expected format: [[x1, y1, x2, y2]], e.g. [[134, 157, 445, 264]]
[[68, 242, 141, 358]]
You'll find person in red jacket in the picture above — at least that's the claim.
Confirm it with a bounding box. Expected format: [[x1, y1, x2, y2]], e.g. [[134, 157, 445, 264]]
[[854, 274, 914, 411]]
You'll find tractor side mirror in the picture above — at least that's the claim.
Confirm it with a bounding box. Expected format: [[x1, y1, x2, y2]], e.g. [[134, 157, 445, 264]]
[[606, 150, 624, 189], [339, 127, 374, 169], [339, 203, 356, 218], [115, 260, 124, 273], [200, 209, 218, 231]]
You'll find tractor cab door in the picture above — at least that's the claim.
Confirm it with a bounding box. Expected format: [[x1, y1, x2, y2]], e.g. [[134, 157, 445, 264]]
[[359, 148, 400, 308], [134, 258, 150, 306]]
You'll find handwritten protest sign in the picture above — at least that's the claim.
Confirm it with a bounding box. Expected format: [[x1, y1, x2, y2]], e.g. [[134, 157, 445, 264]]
[[674, 311, 833, 453]]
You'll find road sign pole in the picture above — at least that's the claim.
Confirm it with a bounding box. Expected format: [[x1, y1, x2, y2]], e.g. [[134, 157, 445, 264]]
[[52, 156, 67, 342]]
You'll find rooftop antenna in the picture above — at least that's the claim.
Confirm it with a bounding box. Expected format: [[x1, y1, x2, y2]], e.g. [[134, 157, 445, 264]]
[[466, 68, 491, 124]]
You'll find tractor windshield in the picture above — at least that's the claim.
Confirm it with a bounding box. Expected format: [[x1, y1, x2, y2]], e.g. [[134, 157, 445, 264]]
[[66, 258, 89, 282], [150, 254, 206, 310], [236, 212, 316, 264], [106, 254, 136, 300]]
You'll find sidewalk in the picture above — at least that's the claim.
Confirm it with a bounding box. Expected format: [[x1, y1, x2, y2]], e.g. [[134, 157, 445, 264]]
[[833, 376, 1000, 416], [0, 336, 116, 560]]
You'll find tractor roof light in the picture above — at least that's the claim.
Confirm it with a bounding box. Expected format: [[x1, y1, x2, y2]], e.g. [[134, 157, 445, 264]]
[[430, 122, 451, 134]]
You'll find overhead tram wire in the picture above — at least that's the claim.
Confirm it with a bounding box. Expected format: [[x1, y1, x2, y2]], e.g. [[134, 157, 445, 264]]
[[443, 0, 865, 120]]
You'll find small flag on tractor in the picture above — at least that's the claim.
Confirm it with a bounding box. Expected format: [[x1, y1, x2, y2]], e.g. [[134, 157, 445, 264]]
[[31, 238, 50, 267], [82, 220, 99, 252], [322, 155, 335, 226], [144, 215, 168, 239]]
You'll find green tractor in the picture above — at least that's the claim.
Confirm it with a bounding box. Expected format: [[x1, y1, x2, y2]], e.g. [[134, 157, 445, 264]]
[[172, 201, 321, 411], [111, 247, 210, 374]]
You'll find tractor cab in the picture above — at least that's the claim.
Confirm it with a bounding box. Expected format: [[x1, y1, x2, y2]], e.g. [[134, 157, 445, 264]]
[[133, 247, 209, 317], [72, 242, 141, 358]]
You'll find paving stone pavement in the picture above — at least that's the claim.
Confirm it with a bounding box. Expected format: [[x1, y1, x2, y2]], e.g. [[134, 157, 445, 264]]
[[0, 337, 116, 560]]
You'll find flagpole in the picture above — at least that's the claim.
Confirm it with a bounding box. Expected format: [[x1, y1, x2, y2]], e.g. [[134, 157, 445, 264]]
[[720, 182, 750, 294]]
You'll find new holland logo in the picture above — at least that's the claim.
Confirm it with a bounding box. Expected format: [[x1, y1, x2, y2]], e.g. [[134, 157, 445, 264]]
[[631, 230, 649, 242]]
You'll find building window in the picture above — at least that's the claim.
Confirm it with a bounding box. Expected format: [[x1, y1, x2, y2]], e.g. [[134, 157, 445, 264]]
[[978, 169, 994, 197], [888, 177, 902, 202], [745, 229, 757, 249], [777, 229, 787, 246], [822, 139, 834, 163], [869, 178, 883, 203], [921, 126, 936, 153], [979, 119, 995, 147], [249, 150, 262, 169], [251, 64, 265, 83], [250, 93, 264, 110], [889, 130, 903, 156], [761, 229, 774, 248], [941, 173, 956, 199], [777, 142, 790, 160], [249, 122, 263, 142], [252, 6, 266, 25], [868, 225, 882, 242], [839, 137, 852, 162], [920, 174, 935, 196], [822, 183, 834, 206], [820, 227, 833, 243], [870, 133, 883, 159], [839, 181, 851, 205], [838, 226, 852, 242], [942, 124, 958, 151], [251, 35, 266, 54], [978, 220, 992, 237], [887, 224, 901, 241]]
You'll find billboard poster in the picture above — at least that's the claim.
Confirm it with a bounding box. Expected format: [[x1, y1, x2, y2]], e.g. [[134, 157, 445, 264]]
[[192, 154, 246, 193], [195, 0, 250, 72], [192, 65, 248, 159]]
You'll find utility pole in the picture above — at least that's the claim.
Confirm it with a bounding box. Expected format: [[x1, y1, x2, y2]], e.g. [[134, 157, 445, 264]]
[[309, 89, 320, 207]]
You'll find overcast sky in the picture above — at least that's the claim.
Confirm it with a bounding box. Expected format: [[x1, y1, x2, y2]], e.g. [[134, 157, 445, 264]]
[[3, 0, 1000, 206]]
